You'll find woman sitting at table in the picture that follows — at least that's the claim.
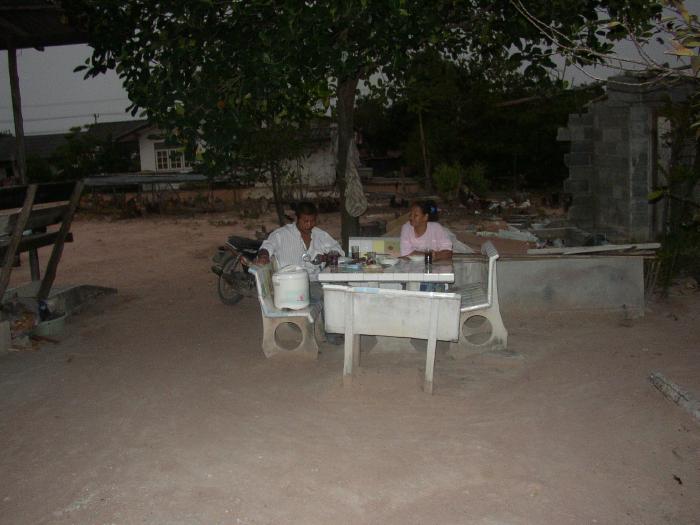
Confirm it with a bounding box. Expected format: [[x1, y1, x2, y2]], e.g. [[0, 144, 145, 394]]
[[400, 200, 453, 261]]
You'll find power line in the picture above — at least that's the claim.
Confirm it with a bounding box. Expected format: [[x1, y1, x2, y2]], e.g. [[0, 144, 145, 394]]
[[0, 97, 131, 110], [0, 111, 129, 124]]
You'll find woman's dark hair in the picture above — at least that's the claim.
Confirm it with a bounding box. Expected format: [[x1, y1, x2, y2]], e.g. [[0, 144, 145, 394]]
[[295, 201, 318, 217], [412, 200, 439, 222]]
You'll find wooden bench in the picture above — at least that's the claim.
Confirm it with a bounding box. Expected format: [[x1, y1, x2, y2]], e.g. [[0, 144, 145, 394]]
[[448, 241, 508, 357], [322, 284, 461, 393], [248, 264, 323, 358], [0, 181, 83, 303]]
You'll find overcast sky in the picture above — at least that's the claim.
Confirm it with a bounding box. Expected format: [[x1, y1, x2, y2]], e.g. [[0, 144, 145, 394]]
[[1, 1, 698, 136]]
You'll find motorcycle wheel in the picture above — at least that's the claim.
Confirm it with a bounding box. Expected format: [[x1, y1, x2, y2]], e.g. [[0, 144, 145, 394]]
[[217, 255, 250, 305]]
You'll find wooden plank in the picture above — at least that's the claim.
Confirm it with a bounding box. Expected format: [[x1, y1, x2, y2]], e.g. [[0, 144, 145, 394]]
[[0, 182, 75, 210], [0, 202, 70, 234], [0, 231, 73, 255], [0, 184, 36, 302], [28, 248, 39, 281], [527, 243, 661, 255], [649, 372, 700, 422], [37, 181, 83, 301]]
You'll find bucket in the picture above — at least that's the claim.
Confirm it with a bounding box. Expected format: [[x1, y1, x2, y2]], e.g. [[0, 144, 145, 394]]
[[272, 266, 310, 310]]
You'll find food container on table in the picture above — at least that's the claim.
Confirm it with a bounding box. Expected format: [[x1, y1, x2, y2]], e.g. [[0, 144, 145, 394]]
[[378, 256, 398, 267], [272, 266, 309, 310]]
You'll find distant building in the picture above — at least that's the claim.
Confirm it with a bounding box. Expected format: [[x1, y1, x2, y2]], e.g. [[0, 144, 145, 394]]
[[1, 117, 366, 194], [0, 119, 146, 183], [118, 118, 362, 188]]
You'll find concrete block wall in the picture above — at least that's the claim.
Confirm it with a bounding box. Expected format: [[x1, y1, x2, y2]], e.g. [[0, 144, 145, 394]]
[[562, 112, 595, 230], [559, 75, 695, 242]]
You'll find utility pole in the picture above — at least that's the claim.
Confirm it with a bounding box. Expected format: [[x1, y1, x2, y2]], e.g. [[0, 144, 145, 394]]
[[8, 46, 27, 184]]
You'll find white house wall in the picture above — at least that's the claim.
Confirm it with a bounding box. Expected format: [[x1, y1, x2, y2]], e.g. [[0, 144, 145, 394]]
[[139, 131, 157, 172], [294, 146, 336, 187], [136, 124, 359, 187]]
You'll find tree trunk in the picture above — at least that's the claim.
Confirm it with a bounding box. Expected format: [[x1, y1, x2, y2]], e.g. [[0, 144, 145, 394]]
[[418, 108, 431, 191], [269, 167, 286, 227], [336, 76, 361, 250]]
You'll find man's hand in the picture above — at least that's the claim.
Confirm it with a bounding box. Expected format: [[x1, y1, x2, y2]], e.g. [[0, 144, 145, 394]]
[[255, 249, 270, 265]]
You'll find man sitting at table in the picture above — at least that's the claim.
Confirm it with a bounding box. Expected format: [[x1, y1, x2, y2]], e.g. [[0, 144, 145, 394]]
[[254, 201, 343, 301]]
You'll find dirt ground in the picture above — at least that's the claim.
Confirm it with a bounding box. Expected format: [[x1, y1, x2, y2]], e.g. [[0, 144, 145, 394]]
[[0, 211, 698, 525]]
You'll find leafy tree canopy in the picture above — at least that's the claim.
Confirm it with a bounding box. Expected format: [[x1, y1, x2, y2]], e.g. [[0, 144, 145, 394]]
[[62, 0, 663, 241]]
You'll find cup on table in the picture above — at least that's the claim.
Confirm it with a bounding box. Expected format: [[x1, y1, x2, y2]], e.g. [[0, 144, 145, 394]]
[[351, 245, 360, 260], [366, 251, 376, 264]]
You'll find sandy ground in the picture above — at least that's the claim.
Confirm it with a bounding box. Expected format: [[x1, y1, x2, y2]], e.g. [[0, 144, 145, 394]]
[[0, 212, 699, 525]]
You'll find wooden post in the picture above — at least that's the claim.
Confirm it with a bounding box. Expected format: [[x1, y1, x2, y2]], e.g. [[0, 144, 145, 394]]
[[0, 184, 37, 303], [37, 180, 84, 301], [28, 249, 40, 281], [8, 47, 27, 185]]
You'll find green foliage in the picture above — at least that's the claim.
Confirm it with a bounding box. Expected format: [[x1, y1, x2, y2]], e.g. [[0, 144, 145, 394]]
[[658, 221, 700, 285], [433, 163, 462, 200], [50, 126, 138, 180], [26, 156, 54, 183], [61, 0, 663, 233], [649, 95, 700, 290], [463, 162, 490, 195], [357, 52, 603, 189]]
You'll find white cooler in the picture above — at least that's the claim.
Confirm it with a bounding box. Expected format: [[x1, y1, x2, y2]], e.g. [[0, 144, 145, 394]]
[[272, 265, 310, 310]]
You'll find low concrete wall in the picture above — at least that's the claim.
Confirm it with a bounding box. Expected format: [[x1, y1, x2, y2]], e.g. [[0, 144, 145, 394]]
[[454, 256, 645, 316]]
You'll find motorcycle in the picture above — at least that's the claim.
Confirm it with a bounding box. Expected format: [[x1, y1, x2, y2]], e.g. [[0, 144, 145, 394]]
[[211, 235, 262, 305]]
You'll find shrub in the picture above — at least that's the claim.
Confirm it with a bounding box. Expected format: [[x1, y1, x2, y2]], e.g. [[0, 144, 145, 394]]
[[463, 162, 490, 195], [432, 163, 461, 200]]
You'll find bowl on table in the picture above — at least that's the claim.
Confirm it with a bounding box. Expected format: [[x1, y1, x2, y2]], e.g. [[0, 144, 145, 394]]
[[407, 254, 425, 263], [377, 256, 399, 267]]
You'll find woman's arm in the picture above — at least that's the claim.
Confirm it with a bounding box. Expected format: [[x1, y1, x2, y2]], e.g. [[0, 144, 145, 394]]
[[432, 249, 453, 261]]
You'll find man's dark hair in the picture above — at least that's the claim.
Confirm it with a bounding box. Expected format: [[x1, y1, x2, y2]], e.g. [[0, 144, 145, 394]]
[[295, 201, 318, 217]]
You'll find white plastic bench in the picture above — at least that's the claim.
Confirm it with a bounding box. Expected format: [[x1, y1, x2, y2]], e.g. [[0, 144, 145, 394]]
[[322, 284, 461, 393], [248, 264, 323, 358], [448, 241, 508, 357]]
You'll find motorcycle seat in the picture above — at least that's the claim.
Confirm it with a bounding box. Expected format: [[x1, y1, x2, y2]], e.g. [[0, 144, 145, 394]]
[[227, 235, 263, 251]]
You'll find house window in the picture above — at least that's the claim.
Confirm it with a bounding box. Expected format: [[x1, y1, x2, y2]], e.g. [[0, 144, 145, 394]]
[[155, 146, 189, 171]]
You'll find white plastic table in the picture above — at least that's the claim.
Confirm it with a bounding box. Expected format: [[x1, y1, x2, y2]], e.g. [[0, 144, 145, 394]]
[[318, 260, 454, 284], [319, 260, 455, 353]]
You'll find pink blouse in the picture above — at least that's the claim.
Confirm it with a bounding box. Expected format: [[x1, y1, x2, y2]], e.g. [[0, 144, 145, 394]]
[[400, 222, 452, 256]]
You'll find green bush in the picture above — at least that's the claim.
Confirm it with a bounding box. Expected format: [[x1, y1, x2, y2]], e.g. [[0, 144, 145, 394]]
[[432, 163, 461, 200], [463, 161, 489, 195], [26, 156, 55, 183]]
